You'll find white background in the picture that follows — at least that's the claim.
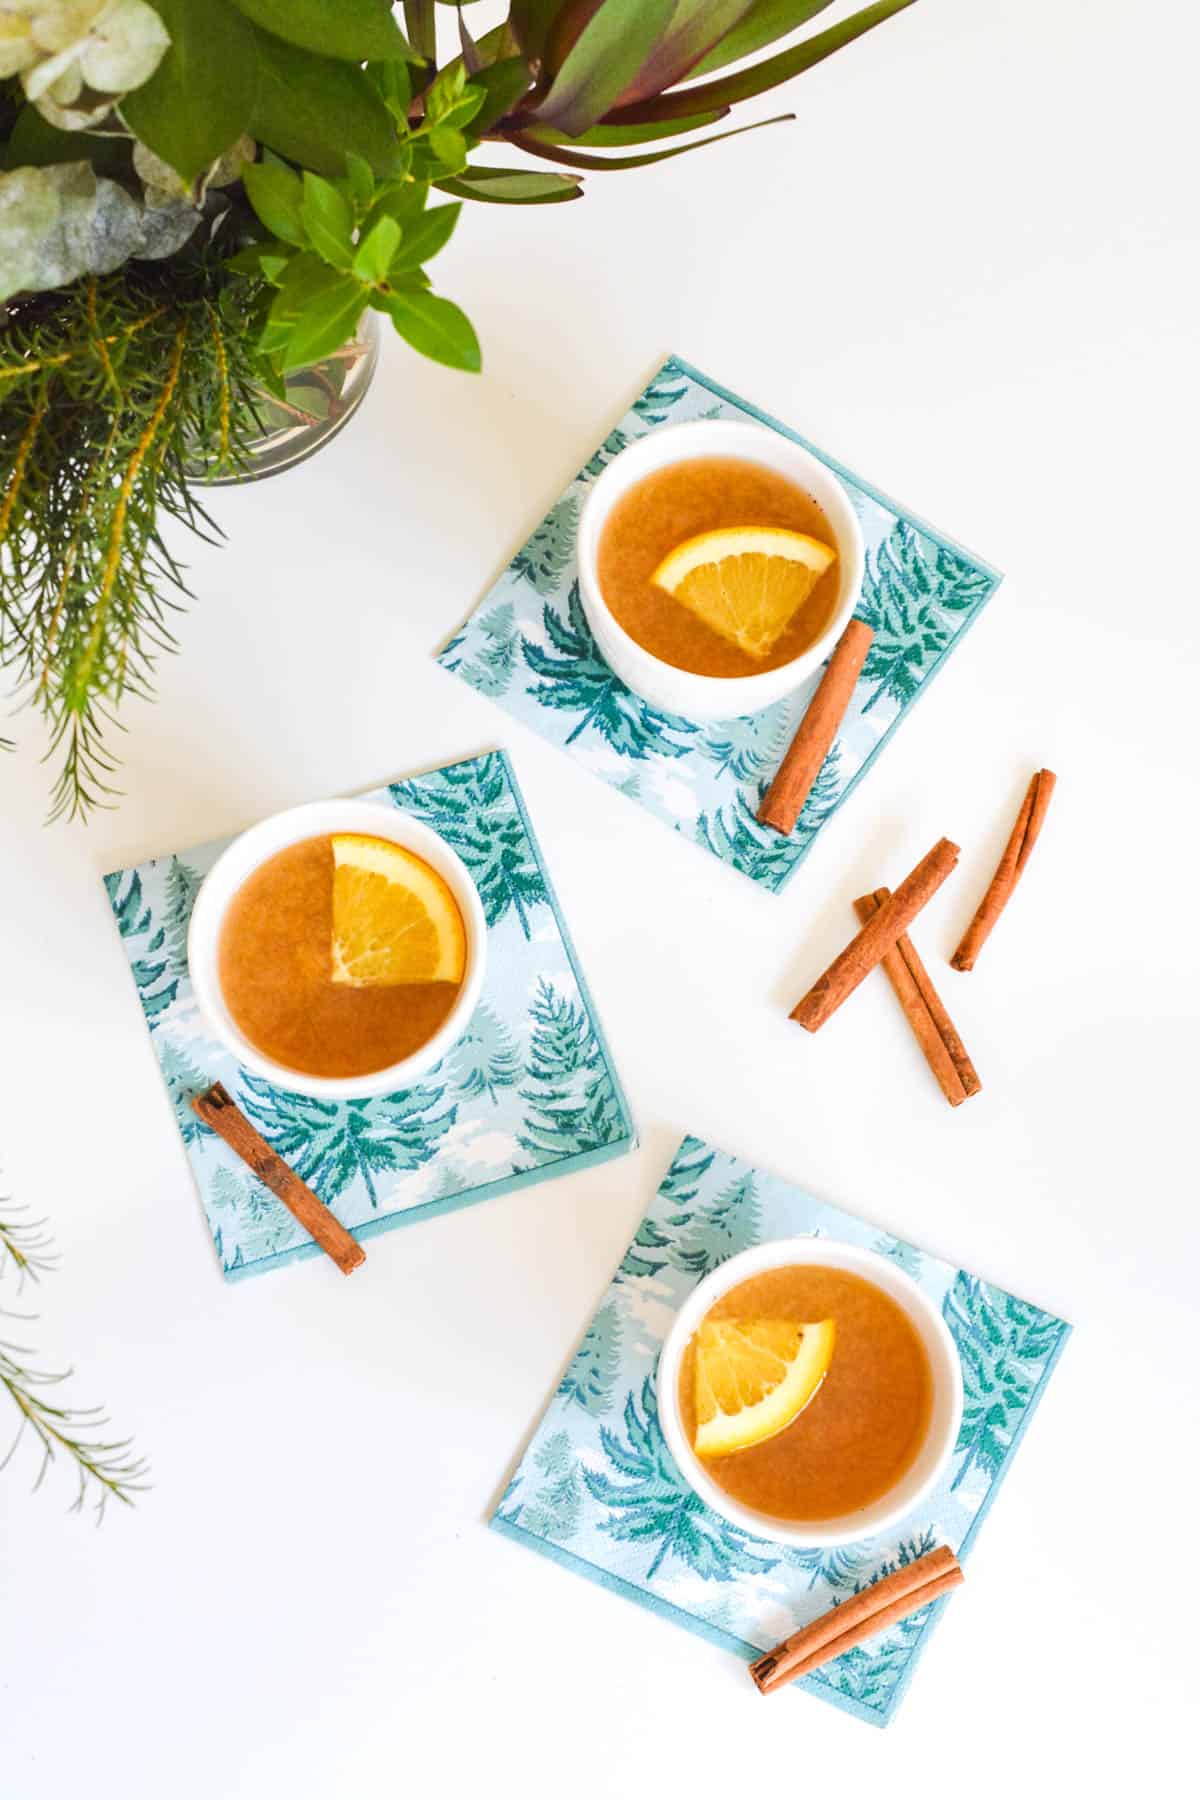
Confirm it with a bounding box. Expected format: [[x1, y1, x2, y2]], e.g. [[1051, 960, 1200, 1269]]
[[2, 2, 1198, 1793]]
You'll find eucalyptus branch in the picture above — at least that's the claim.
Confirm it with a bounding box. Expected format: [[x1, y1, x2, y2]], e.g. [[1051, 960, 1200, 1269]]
[[0, 1188, 149, 1520]]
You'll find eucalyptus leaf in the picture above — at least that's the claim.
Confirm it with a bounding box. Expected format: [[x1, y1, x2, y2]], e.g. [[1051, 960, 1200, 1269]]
[[250, 29, 405, 176], [241, 160, 306, 246], [381, 289, 480, 371], [388, 201, 459, 272], [534, 0, 676, 138], [352, 214, 401, 283], [0, 161, 199, 303], [435, 165, 582, 204], [301, 171, 354, 267], [123, 0, 258, 184], [230, 0, 413, 62]]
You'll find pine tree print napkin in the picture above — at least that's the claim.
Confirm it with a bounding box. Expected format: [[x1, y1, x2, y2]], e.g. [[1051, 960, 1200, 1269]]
[[492, 1136, 1069, 1727], [440, 357, 1002, 891], [103, 751, 635, 1279]]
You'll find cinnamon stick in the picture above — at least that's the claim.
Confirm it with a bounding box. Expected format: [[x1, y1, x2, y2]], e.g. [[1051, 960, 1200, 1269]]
[[191, 1082, 365, 1275], [790, 838, 960, 1032], [951, 769, 1056, 972], [749, 1545, 964, 1694], [758, 620, 875, 835], [855, 889, 981, 1105]]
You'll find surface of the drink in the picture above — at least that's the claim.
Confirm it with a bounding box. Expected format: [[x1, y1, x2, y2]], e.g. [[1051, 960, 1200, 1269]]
[[680, 1266, 933, 1522], [218, 835, 462, 1079], [597, 456, 840, 676]]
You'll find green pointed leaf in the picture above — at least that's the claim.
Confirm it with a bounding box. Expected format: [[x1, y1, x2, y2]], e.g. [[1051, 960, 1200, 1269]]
[[436, 89, 488, 133], [387, 201, 460, 272], [435, 165, 582, 204], [535, 0, 677, 138], [345, 152, 376, 210], [509, 1, 559, 61], [264, 254, 368, 367], [123, 0, 258, 184], [403, 0, 436, 61], [250, 29, 405, 176], [511, 111, 792, 170], [301, 171, 355, 267], [382, 290, 481, 370], [231, 0, 413, 61], [424, 59, 468, 121], [352, 215, 401, 283], [689, 0, 835, 78], [363, 177, 430, 233], [241, 159, 306, 245], [368, 56, 413, 122], [428, 126, 468, 172], [604, 0, 916, 123], [225, 241, 291, 283], [284, 281, 369, 369], [613, 0, 758, 106], [524, 108, 727, 148], [469, 58, 534, 134]]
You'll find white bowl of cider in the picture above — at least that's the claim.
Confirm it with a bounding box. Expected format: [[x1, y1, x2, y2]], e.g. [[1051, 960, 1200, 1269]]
[[188, 800, 487, 1100], [577, 420, 865, 721], [658, 1239, 964, 1548]]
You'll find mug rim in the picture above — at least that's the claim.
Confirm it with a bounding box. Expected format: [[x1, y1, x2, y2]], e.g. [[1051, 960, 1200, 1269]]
[[656, 1236, 964, 1549], [577, 419, 865, 719], [186, 798, 487, 1101]]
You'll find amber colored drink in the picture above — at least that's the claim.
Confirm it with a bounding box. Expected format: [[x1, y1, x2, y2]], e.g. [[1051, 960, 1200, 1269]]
[[217, 835, 462, 1080], [596, 455, 840, 678], [679, 1265, 933, 1523]]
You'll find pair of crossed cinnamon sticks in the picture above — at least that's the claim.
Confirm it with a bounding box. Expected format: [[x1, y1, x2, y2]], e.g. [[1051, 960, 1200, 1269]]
[[749, 1544, 963, 1695], [758, 622, 1055, 1101]]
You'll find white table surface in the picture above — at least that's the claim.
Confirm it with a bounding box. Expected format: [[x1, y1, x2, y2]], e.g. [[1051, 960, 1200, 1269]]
[[2, 2, 1197, 1792]]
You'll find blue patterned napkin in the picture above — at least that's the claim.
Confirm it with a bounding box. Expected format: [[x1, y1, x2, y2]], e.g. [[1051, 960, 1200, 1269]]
[[103, 751, 635, 1279], [440, 357, 1002, 891], [492, 1136, 1069, 1727]]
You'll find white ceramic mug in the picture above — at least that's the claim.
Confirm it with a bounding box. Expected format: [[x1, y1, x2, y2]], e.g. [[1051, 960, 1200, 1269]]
[[657, 1237, 964, 1548], [577, 419, 865, 721], [187, 799, 487, 1101]]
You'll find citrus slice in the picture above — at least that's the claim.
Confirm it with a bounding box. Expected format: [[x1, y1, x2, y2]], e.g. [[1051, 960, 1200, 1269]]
[[651, 526, 836, 659], [330, 833, 466, 988], [692, 1317, 835, 1458]]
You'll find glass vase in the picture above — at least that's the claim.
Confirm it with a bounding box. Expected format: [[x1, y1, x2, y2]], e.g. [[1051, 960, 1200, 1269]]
[[189, 310, 379, 487]]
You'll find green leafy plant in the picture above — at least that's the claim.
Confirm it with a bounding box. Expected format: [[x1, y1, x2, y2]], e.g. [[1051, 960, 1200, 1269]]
[[1, 1188, 148, 1519], [2, 1, 919, 816]]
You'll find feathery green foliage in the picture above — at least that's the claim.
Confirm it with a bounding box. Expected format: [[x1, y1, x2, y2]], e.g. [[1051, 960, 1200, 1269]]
[[0, 1189, 148, 1520], [0, 262, 265, 817]]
